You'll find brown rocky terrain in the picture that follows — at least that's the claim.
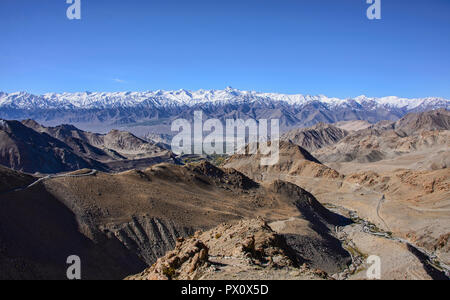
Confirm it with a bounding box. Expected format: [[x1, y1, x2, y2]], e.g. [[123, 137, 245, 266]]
[[225, 141, 342, 182], [342, 168, 450, 263], [0, 165, 35, 193], [313, 109, 450, 166], [394, 108, 450, 135], [0, 162, 351, 280], [1, 109, 448, 280], [314, 128, 449, 166], [126, 218, 327, 280], [23, 119, 167, 160], [0, 119, 101, 174], [334, 120, 372, 132], [224, 130, 450, 279], [0, 119, 177, 174], [281, 123, 348, 152]]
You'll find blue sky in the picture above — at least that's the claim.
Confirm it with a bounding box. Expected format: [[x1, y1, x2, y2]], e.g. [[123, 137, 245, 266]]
[[0, 0, 449, 98]]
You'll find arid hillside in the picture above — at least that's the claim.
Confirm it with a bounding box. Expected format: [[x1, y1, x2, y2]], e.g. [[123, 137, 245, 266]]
[[313, 109, 450, 167], [0, 162, 351, 279], [0, 119, 177, 174], [224, 135, 450, 279], [281, 123, 348, 152], [126, 218, 329, 280], [225, 141, 341, 182], [334, 120, 372, 132], [1, 109, 448, 280], [394, 108, 450, 135], [0, 165, 35, 193]]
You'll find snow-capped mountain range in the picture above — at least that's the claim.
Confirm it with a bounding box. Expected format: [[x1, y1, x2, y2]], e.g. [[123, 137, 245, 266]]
[[0, 87, 448, 110], [0, 88, 448, 135]]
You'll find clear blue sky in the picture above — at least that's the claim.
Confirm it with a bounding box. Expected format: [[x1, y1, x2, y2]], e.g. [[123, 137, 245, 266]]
[[1, 0, 449, 98]]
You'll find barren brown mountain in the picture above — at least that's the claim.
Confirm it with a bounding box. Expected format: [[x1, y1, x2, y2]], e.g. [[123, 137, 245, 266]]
[[343, 168, 450, 264], [0, 119, 101, 174], [394, 108, 450, 135], [0, 162, 351, 279], [0, 119, 177, 174], [1, 109, 448, 281], [313, 109, 450, 167], [281, 123, 348, 152], [225, 141, 341, 182], [126, 218, 329, 280], [224, 114, 450, 279]]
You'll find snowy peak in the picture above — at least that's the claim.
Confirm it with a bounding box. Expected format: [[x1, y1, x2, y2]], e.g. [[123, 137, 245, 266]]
[[0, 89, 448, 111]]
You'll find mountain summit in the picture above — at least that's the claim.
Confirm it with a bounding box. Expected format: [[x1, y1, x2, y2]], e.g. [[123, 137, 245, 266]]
[[0, 90, 448, 135], [0, 89, 448, 110]]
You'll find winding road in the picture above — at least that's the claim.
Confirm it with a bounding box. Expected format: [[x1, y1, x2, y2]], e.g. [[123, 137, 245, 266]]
[[2, 169, 98, 195], [375, 194, 391, 231]]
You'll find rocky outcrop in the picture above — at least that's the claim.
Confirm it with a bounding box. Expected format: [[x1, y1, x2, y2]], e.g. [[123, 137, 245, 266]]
[[126, 237, 209, 280], [126, 219, 326, 280]]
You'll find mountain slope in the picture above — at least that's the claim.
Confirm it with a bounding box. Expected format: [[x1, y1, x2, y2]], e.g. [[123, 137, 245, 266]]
[[1, 89, 448, 110], [126, 218, 328, 280], [22, 119, 169, 159], [221, 135, 450, 270], [0, 162, 351, 279], [0, 165, 35, 193], [0, 119, 101, 173], [334, 120, 372, 132], [394, 108, 450, 135], [0, 119, 175, 173], [282, 123, 348, 152], [313, 109, 450, 165], [224, 141, 342, 182]]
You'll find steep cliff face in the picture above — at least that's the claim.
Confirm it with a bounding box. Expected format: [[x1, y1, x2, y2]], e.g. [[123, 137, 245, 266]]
[[101, 216, 196, 266]]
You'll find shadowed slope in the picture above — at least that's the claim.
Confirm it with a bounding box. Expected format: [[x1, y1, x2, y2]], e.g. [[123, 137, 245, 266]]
[[0, 162, 351, 279]]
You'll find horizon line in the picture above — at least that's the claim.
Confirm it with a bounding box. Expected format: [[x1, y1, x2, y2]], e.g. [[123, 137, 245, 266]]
[[1, 89, 449, 101]]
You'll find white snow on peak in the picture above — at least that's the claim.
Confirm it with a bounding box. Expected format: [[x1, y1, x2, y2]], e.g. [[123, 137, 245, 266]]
[[0, 89, 448, 111]]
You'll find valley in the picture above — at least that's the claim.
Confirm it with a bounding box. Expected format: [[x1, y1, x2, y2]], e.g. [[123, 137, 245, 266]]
[[0, 108, 448, 280], [2, 0, 449, 284]]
